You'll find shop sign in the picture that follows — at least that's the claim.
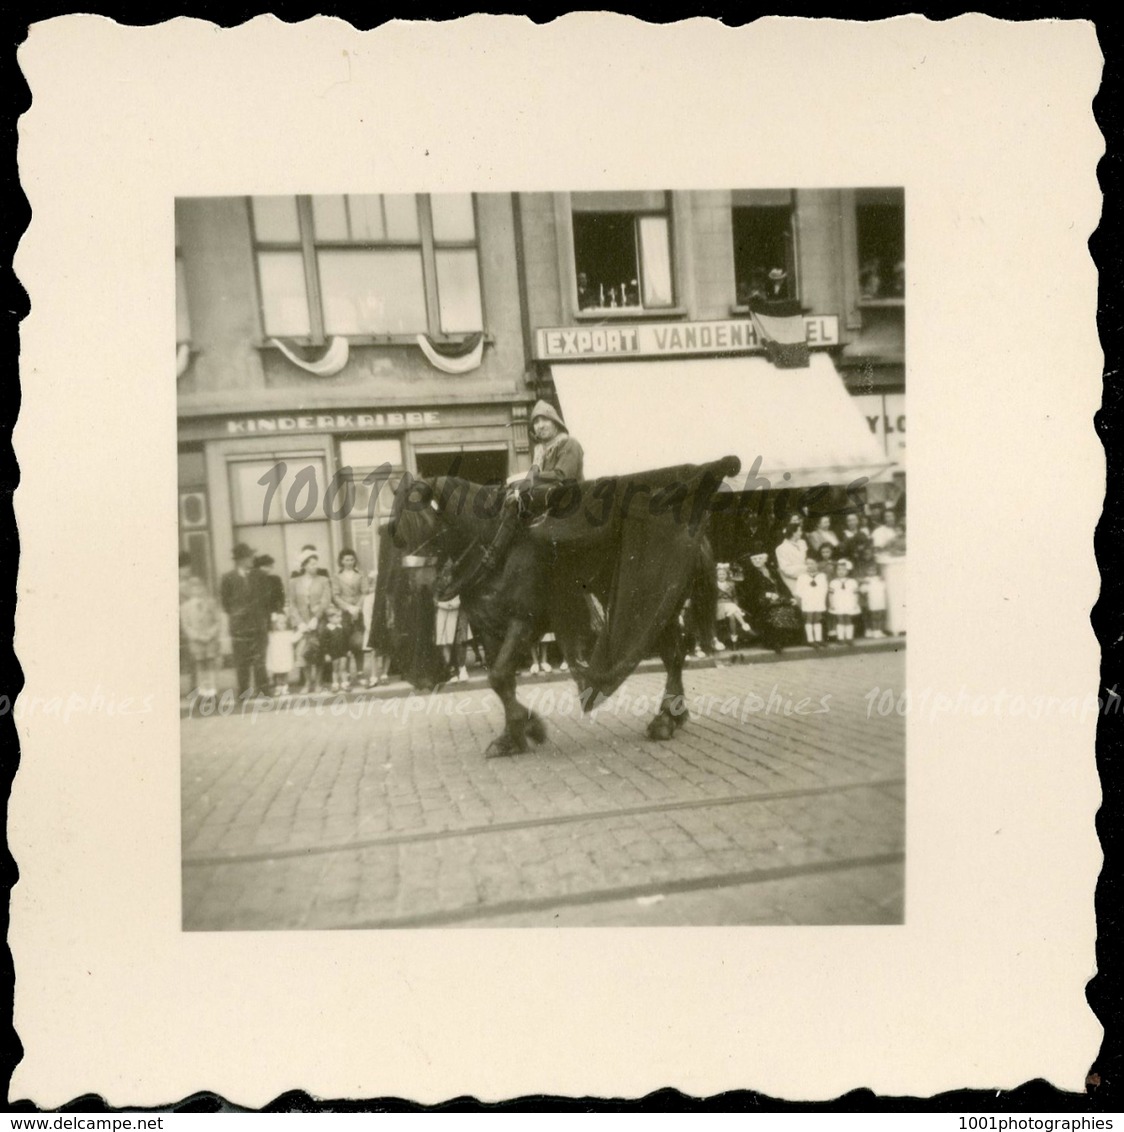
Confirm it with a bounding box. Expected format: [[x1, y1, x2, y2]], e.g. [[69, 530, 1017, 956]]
[[851, 392, 906, 465], [534, 316, 839, 361], [225, 410, 440, 435]]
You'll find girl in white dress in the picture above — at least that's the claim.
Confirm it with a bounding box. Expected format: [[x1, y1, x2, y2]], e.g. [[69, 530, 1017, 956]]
[[266, 608, 296, 695], [861, 563, 888, 638], [793, 555, 829, 648], [828, 558, 860, 645]]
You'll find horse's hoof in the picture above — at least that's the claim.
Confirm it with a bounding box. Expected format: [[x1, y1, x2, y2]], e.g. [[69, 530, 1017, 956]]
[[485, 736, 515, 759], [526, 712, 548, 744], [647, 715, 674, 741]]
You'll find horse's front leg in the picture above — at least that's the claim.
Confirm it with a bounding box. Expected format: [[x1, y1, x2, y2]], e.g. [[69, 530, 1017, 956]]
[[485, 618, 541, 757], [648, 617, 690, 741]]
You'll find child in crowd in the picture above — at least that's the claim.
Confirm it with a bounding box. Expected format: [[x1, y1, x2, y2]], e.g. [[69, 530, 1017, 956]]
[[828, 558, 860, 646], [817, 546, 837, 636], [794, 555, 829, 648], [530, 631, 555, 675], [180, 576, 221, 699], [436, 593, 475, 682], [321, 605, 352, 692], [714, 562, 752, 650], [266, 608, 296, 696], [861, 562, 888, 638]]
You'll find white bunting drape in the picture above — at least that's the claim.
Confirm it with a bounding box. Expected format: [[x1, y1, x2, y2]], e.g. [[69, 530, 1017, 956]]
[[416, 333, 484, 374], [269, 335, 350, 377]]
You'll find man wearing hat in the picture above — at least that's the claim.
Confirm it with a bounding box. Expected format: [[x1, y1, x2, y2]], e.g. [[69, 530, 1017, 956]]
[[766, 266, 789, 300], [221, 542, 263, 697]]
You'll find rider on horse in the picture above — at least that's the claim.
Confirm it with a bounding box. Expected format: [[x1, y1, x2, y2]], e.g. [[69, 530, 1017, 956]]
[[484, 399, 584, 570]]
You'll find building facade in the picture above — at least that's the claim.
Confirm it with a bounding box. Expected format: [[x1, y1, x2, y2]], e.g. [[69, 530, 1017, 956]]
[[176, 187, 904, 587], [175, 193, 536, 589], [514, 188, 905, 554]]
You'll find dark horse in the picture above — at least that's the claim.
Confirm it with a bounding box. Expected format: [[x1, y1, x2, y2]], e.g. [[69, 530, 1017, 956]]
[[388, 456, 741, 757]]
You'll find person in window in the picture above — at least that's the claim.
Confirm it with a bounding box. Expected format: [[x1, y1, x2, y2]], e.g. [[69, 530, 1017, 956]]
[[290, 549, 332, 694], [576, 272, 593, 311], [860, 259, 883, 299], [746, 268, 769, 304], [774, 515, 809, 598], [765, 267, 789, 300], [220, 543, 263, 698], [890, 260, 905, 298]]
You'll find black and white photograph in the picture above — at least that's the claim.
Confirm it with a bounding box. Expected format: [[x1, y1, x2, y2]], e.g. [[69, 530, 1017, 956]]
[[176, 187, 907, 930], [12, 15, 1102, 1106]]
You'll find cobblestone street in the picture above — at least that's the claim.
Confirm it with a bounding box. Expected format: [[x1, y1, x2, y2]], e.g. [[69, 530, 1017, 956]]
[[181, 648, 905, 929]]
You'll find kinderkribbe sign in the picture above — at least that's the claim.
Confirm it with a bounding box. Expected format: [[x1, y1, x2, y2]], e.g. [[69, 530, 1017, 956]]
[[224, 410, 441, 435], [534, 315, 839, 361]]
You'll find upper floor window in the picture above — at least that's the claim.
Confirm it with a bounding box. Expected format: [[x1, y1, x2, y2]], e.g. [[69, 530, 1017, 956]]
[[855, 187, 904, 302], [571, 191, 674, 312], [732, 190, 796, 306], [250, 193, 484, 341], [175, 213, 191, 345]]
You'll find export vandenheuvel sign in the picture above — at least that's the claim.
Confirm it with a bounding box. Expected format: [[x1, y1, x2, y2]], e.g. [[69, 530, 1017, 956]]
[[533, 315, 839, 361]]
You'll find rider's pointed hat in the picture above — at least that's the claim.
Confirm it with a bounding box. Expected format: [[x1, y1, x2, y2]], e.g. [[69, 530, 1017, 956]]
[[530, 399, 567, 431]]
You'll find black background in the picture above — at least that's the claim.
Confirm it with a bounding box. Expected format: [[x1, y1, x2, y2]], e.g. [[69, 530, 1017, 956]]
[[0, 1, 1118, 1114]]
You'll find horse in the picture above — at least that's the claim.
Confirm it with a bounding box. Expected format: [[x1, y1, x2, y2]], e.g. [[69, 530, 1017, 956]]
[[387, 456, 742, 758]]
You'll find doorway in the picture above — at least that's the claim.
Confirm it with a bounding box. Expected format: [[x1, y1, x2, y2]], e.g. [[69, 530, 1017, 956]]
[[415, 448, 508, 485]]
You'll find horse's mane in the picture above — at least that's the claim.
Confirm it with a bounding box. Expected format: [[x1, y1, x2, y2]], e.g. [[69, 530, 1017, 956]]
[[429, 475, 507, 534]]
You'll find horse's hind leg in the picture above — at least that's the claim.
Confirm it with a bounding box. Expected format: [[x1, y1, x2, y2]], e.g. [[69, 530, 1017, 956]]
[[647, 618, 690, 741], [485, 618, 540, 757]]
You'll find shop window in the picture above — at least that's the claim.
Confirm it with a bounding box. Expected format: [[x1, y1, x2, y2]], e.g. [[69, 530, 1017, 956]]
[[178, 445, 210, 587], [732, 202, 795, 306], [336, 439, 407, 577], [229, 456, 333, 577], [855, 188, 905, 301], [175, 213, 191, 345], [572, 192, 674, 311], [250, 194, 484, 341]]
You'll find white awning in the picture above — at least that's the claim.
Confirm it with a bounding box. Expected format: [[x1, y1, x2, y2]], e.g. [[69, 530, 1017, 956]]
[[551, 353, 895, 490]]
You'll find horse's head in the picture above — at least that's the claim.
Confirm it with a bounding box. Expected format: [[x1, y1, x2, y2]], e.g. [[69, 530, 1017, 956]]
[[387, 471, 446, 556]]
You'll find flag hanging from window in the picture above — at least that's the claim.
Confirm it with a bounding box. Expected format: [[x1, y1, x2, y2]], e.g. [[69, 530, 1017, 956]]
[[416, 331, 485, 374], [747, 298, 810, 368]]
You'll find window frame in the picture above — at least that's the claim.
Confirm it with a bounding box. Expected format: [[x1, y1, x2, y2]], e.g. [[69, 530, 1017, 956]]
[[248, 194, 486, 345], [854, 187, 905, 308], [729, 195, 800, 311], [567, 191, 682, 319]]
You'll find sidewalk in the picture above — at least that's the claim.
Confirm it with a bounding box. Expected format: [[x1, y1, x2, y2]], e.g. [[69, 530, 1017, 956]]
[[181, 634, 906, 718]]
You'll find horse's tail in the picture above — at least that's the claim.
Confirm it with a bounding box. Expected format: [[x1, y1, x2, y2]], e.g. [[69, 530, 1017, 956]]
[[687, 536, 718, 653]]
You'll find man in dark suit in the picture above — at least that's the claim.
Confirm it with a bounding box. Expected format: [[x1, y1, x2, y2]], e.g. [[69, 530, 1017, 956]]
[[251, 554, 285, 693], [220, 543, 261, 698]]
